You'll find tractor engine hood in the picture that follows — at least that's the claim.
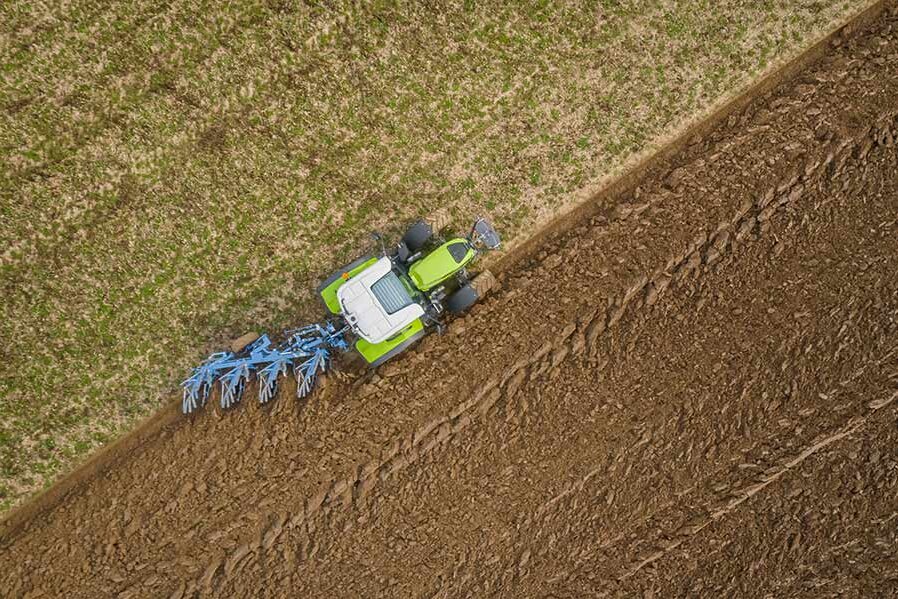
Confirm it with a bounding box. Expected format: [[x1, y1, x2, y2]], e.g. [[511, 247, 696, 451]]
[[336, 257, 424, 345]]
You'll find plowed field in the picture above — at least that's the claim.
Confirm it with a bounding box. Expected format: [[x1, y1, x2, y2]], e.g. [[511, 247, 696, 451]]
[[2, 5, 898, 598]]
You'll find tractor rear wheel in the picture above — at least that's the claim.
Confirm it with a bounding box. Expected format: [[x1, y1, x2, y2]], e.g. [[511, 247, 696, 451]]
[[445, 284, 478, 314]]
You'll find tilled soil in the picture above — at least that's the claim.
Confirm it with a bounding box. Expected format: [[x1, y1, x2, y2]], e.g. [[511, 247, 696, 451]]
[[3, 7, 898, 599]]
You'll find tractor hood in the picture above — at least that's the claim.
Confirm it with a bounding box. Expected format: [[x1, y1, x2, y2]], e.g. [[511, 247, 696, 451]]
[[336, 257, 424, 344], [408, 238, 475, 291]]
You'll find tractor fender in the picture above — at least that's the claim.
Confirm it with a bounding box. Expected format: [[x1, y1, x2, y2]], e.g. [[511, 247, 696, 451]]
[[318, 254, 377, 314], [356, 319, 427, 367]]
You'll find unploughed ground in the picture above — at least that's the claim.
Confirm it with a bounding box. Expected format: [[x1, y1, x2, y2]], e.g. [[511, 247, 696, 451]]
[[2, 6, 898, 599], [0, 0, 872, 510]]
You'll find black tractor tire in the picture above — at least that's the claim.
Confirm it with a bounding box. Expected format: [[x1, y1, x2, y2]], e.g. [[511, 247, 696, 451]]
[[402, 220, 433, 252], [471, 270, 497, 298], [423, 207, 452, 233], [445, 284, 479, 314]]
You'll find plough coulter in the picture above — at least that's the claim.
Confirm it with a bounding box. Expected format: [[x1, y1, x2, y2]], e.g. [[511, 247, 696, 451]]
[[181, 216, 500, 414]]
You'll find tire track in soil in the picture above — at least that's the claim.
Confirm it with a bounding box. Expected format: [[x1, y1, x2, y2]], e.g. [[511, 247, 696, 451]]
[[618, 388, 898, 581], [526, 382, 898, 598], [611, 393, 898, 598], [2, 6, 898, 599]]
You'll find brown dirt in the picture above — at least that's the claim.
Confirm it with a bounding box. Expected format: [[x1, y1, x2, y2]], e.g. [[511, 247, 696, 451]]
[[3, 5, 898, 599]]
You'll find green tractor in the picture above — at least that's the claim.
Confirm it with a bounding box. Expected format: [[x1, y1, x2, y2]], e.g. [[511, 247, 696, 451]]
[[181, 215, 499, 413], [317, 215, 500, 367]]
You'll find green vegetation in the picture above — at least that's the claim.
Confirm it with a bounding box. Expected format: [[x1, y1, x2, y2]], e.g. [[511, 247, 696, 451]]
[[0, 0, 867, 512]]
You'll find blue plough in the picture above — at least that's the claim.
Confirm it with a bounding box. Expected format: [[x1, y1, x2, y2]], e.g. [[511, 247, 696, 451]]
[[181, 322, 350, 414]]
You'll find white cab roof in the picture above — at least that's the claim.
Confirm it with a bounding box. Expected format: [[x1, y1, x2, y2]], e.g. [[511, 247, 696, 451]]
[[337, 257, 424, 344]]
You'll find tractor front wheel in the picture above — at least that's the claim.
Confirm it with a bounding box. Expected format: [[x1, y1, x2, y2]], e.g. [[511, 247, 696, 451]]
[[470, 270, 497, 298], [401, 208, 452, 253], [445, 284, 478, 314], [401, 220, 433, 252], [423, 207, 451, 233]]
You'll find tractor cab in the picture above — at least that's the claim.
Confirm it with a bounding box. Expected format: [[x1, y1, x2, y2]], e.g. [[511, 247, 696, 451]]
[[336, 257, 424, 344], [317, 215, 500, 368]]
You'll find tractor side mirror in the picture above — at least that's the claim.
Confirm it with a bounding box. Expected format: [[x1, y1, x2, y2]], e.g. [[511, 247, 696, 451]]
[[370, 231, 387, 256], [470, 218, 501, 250]]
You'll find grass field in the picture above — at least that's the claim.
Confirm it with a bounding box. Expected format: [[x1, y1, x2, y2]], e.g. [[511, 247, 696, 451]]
[[0, 0, 868, 512]]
